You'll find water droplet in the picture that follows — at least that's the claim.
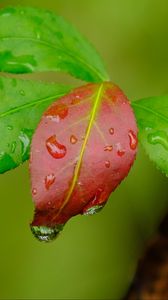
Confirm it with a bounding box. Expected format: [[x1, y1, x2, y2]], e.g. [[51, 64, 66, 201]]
[[128, 130, 138, 150], [19, 130, 31, 158], [147, 131, 168, 150], [20, 89, 25, 96], [45, 103, 68, 121], [45, 173, 55, 190], [109, 128, 114, 135], [32, 188, 37, 196], [104, 145, 113, 151], [83, 187, 105, 215], [117, 149, 125, 157], [11, 141, 16, 153], [30, 224, 64, 242], [36, 31, 41, 39], [83, 205, 104, 216], [105, 160, 110, 168], [70, 135, 78, 144], [46, 135, 67, 159], [7, 125, 13, 130], [71, 97, 80, 105]]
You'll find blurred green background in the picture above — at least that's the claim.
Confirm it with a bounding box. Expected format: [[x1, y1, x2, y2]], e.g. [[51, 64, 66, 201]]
[[0, 0, 168, 299]]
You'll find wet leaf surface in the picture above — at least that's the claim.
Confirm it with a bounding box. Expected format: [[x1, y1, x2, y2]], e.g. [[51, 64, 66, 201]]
[[0, 77, 71, 173], [30, 82, 138, 241]]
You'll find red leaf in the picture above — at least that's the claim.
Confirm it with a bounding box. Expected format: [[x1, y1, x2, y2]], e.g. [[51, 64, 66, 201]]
[[30, 82, 138, 242]]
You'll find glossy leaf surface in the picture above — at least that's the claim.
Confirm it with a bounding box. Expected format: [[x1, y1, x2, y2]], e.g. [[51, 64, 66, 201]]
[[132, 96, 168, 176], [0, 6, 109, 82], [0, 77, 71, 173], [30, 82, 138, 241]]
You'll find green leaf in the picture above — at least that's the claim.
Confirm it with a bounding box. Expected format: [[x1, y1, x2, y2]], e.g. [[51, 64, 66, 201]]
[[0, 77, 72, 174], [132, 96, 168, 176], [0, 6, 109, 82]]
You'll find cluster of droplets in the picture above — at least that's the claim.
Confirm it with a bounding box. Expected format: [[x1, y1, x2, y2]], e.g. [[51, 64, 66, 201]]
[[103, 127, 137, 169], [31, 99, 138, 242]]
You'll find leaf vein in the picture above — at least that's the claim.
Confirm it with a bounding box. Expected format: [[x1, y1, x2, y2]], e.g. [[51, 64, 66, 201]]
[[57, 83, 104, 214]]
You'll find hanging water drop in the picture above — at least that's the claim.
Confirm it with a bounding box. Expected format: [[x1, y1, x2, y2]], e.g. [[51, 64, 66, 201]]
[[83, 187, 105, 215], [83, 205, 104, 216], [30, 224, 64, 242]]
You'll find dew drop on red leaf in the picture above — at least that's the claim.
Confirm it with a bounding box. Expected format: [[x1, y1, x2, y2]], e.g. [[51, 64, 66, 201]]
[[117, 149, 125, 157], [46, 135, 67, 159], [47, 201, 52, 208], [30, 82, 138, 241], [32, 188, 37, 196], [70, 135, 78, 144], [109, 128, 114, 135], [128, 130, 138, 150], [45, 173, 56, 190], [45, 103, 68, 120], [104, 145, 113, 152], [105, 160, 111, 168], [82, 187, 105, 215], [71, 98, 80, 105]]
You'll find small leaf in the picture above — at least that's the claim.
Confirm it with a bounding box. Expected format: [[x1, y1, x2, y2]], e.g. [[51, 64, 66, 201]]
[[0, 77, 72, 173], [132, 96, 168, 176], [0, 6, 109, 82], [30, 82, 138, 242]]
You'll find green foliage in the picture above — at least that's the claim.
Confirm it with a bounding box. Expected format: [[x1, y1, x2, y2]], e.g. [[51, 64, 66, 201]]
[[0, 5, 167, 179], [0, 77, 71, 173], [132, 96, 168, 176], [0, 6, 109, 82]]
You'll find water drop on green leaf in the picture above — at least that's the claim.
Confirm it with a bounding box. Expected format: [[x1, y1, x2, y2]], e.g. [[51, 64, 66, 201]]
[[20, 89, 25, 96], [7, 125, 13, 130], [147, 131, 168, 151], [19, 128, 33, 160], [11, 141, 16, 153]]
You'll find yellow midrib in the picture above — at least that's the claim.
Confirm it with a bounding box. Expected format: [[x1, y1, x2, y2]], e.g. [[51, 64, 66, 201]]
[[57, 83, 104, 215]]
